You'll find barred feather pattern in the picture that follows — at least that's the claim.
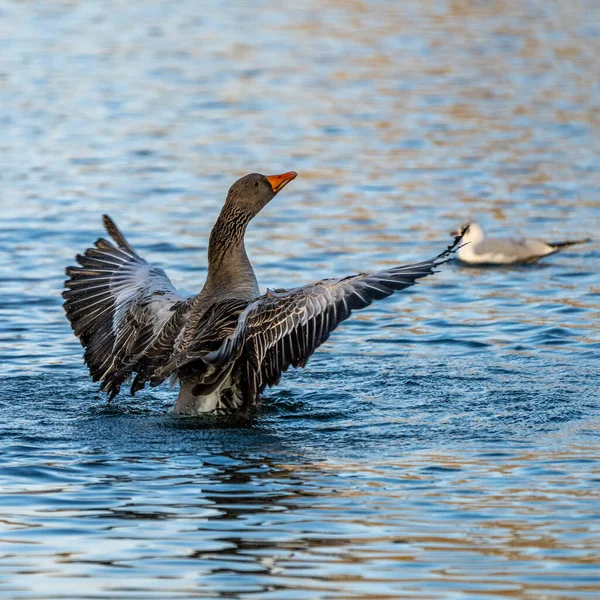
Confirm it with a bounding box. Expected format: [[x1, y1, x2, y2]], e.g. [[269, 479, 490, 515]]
[[158, 297, 250, 378], [63, 215, 189, 399], [194, 235, 463, 407], [64, 213, 462, 410]]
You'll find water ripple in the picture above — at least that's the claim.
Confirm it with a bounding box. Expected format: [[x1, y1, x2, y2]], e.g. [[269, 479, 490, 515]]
[[1, 0, 599, 598]]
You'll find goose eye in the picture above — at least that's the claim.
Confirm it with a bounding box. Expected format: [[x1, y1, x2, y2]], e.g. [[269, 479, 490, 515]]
[[254, 181, 259, 187]]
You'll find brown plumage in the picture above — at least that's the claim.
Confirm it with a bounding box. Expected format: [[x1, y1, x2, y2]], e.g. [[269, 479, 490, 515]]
[[63, 172, 463, 414]]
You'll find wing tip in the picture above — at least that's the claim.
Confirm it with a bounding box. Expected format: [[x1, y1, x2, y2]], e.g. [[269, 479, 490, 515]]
[[431, 231, 468, 267], [102, 214, 133, 251], [549, 237, 592, 250]]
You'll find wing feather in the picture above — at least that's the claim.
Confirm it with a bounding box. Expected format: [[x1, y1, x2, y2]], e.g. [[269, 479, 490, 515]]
[[63, 215, 190, 399], [201, 235, 462, 404]]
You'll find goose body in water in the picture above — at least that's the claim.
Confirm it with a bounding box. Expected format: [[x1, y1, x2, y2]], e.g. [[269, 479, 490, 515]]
[[64, 172, 461, 414], [453, 222, 590, 265]]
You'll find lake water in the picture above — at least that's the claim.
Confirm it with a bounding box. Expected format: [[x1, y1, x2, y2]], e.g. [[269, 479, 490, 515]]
[[1, 1, 599, 598]]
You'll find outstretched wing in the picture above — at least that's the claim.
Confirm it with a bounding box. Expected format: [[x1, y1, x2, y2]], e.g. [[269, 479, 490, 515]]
[[63, 215, 190, 399], [202, 236, 462, 403]]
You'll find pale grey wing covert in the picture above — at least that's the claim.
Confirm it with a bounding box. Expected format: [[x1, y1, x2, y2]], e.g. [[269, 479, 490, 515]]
[[201, 237, 462, 404], [473, 237, 552, 262], [63, 215, 190, 399]]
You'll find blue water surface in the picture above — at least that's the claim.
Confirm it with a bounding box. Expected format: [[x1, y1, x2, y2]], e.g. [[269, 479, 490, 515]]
[[1, 1, 599, 598]]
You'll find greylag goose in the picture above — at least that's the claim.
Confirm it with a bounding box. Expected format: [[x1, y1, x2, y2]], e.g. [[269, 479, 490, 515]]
[[64, 172, 462, 414], [452, 222, 590, 265]]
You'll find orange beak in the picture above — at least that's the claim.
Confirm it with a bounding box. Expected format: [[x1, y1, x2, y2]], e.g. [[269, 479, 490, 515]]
[[265, 171, 297, 193]]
